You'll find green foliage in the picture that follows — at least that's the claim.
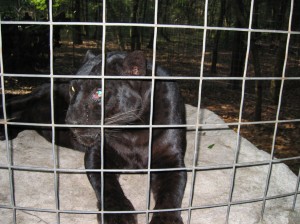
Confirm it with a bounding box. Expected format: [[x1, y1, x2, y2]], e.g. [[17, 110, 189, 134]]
[[27, 0, 69, 11], [27, 0, 47, 11]]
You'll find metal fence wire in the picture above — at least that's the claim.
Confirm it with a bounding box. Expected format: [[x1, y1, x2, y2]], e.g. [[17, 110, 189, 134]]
[[0, 0, 300, 223]]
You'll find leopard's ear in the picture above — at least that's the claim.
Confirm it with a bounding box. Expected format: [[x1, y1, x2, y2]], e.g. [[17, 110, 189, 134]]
[[83, 50, 96, 64], [122, 51, 147, 76]]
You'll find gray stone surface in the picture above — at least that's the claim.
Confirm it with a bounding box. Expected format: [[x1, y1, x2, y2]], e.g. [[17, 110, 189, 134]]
[[0, 104, 299, 224]]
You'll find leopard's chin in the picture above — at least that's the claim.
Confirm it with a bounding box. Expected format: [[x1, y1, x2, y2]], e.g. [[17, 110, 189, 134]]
[[77, 136, 99, 147], [71, 128, 100, 147]]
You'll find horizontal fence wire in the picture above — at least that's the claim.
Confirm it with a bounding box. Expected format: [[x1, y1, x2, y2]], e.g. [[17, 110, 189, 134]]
[[1, 20, 300, 35], [0, 0, 299, 223], [2, 119, 300, 129], [0, 189, 297, 215], [0, 155, 299, 173], [2, 74, 300, 80]]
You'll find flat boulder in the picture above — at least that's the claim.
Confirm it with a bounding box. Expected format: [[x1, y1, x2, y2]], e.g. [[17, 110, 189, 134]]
[[0, 104, 299, 223]]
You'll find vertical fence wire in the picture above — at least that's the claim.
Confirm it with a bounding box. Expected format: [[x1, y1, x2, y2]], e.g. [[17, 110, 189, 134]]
[[145, 0, 159, 222], [261, 0, 295, 217], [48, 1, 61, 223], [100, 1, 107, 223], [187, 0, 209, 223], [0, 16, 17, 224], [226, 0, 255, 222]]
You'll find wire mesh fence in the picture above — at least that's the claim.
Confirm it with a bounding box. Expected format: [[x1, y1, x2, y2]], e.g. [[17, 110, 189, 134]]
[[0, 0, 299, 223]]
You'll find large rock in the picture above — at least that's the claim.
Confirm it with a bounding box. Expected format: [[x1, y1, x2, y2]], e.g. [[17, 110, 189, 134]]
[[0, 105, 299, 223]]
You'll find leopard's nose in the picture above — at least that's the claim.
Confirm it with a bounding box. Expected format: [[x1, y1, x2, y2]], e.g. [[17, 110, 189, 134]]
[[65, 110, 79, 125], [65, 117, 78, 125]]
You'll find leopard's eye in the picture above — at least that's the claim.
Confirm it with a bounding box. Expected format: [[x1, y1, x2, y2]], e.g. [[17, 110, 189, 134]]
[[70, 85, 76, 96], [96, 89, 102, 97], [70, 85, 75, 93], [92, 88, 102, 101]]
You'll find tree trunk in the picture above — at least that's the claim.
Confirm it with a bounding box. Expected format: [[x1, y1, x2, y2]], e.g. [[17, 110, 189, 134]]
[[251, 42, 263, 121], [140, 0, 148, 44], [270, 0, 288, 103], [292, 0, 300, 30], [228, 0, 246, 90], [229, 29, 245, 89], [131, 0, 141, 51], [252, 2, 262, 121], [84, 0, 89, 39], [45, 0, 49, 20], [270, 43, 285, 103], [93, 1, 101, 40], [73, 0, 82, 44], [148, 0, 171, 48], [211, 0, 227, 74], [106, 1, 125, 50]]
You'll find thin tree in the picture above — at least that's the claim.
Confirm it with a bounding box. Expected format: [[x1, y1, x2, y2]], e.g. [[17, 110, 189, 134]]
[[106, 0, 126, 50], [211, 0, 227, 74], [229, 0, 246, 90], [73, 0, 82, 44], [231, 0, 263, 121], [131, 0, 141, 50], [270, 0, 289, 103]]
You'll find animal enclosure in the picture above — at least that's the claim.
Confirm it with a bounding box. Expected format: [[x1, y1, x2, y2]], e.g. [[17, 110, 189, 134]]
[[0, 0, 299, 224]]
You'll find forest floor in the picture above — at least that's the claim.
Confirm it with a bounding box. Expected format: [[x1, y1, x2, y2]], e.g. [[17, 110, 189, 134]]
[[2, 40, 300, 174]]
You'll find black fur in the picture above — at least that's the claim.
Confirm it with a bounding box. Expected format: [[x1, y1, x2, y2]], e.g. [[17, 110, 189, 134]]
[[0, 82, 88, 151], [66, 51, 187, 224], [0, 51, 187, 224]]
